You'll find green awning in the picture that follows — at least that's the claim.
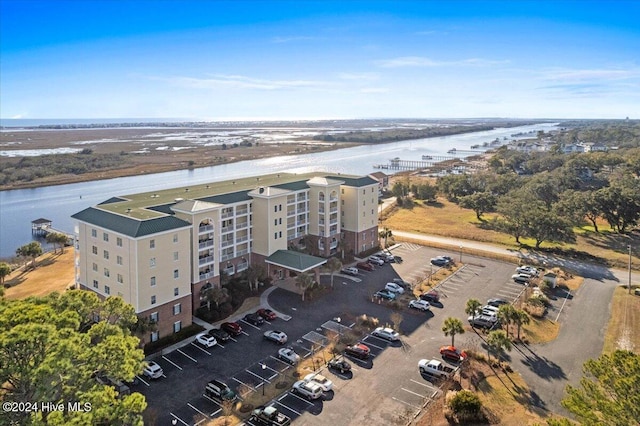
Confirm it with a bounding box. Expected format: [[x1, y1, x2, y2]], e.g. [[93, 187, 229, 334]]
[[265, 250, 327, 272]]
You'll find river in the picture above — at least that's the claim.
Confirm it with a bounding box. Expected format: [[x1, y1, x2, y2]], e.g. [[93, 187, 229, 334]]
[[0, 123, 557, 258]]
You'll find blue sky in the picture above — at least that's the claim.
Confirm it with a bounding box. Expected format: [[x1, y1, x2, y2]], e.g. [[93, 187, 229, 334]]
[[1, 0, 639, 120]]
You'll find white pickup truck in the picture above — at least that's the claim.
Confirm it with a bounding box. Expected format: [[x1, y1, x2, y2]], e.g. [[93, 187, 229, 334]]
[[418, 359, 459, 378]]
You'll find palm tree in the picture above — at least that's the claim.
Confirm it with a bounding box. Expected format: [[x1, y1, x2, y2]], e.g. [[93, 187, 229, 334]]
[[465, 299, 482, 321], [0, 262, 11, 286], [379, 227, 393, 248], [325, 257, 342, 288], [512, 309, 530, 341], [442, 317, 465, 346], [46, 232, 69, 254], [295, 272, 314, 301], [16, 242, 42, 269], [498, 304, 516, 338], [205, 287, 229, 310], [486, 330, 512, 363]]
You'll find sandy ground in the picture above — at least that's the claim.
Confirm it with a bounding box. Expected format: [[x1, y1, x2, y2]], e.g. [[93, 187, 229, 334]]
[[4, 250, 75, 300]]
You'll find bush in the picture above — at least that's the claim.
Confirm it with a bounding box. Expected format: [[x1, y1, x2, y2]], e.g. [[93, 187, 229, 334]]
[[143, 323, 205, 355], [446, 390, 485, 423]]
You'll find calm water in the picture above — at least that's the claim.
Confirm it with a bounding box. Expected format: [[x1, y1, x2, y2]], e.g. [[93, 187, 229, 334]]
[[0, 123, 556, 258]]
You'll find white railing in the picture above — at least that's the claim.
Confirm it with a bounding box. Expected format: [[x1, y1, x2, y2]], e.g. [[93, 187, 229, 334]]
[[222, 240, 233, 248], [236, 235, 248, 243], [198, 225, 213, 233], [236, 248, 249, 256], [236, 208, 248, 216], [199, 271, 214, 280], [221, 211, 234, 219], [198, 240, 214, 249], [236, 221, 248, 229], [199, 256, 214, 265], [221, 225, 234, 233]]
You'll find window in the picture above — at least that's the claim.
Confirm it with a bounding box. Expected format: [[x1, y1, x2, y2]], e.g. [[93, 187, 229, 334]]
[[103, 250, 109, 260], [116, 237, 122, 247], [104, 285, 110, 295], [173, 269, 179, 279], [173, 303, 181, 315], [151, 331, 159, 342], [274, 232, 278, 239], [92, 262, 98, 272], [92, 246, 98, 255], [151, 295, 156, 305], [279, 218, 282, 225], [274, 205, 278, 213], [362, 189, 365, 194], [371, 209, 374, 215], [173, 321, 182, 333], [150, 239, 155, 249], [363, 200, 365, 206], [150, 312, 158, 323], [279, 231, 282, 238], [274, 219, 277, 226], [150, 276, 156, 286], [104, 268, 110, 277], [279, 204, 282, 211], [116, 255, 123, 265], [173, 234, 178, 243], [92, 279, 98, 288], [91, 229, 97, 238], [103, 233, 109, 242], [341, 189, 344, 194], [117, 274, 123, 284], [173, 251, 179, 261], [174, 287, 179, 296], [150, 257, 156, 267]]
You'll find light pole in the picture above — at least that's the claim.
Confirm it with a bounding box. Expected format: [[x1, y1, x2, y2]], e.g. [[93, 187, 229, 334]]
[[628, 245, 632, 295], [261, 363, 266, 396], [459, 245, 463, 263], [334, 317, 342, 341]]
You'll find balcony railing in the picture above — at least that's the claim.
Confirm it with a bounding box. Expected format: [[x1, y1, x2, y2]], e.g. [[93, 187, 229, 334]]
[[198, 225, 213, 233], [198, 255, 214, 265], [237, 262, 248, 272], [221, 240, 233, 248], [220, 253, 234, 262], [221, 211, 234, 219], [330, 207, 338, 213], [221, 225, 234, 233], [236, 248, 249, 256], [236, 235, 248, 243], [199, 271, 214, 280], [330, 218, 338, 224], [330, 241, 338, 249], [198, 240, 214, 249], [236, 221, 248, 229], [236, 208, 248, 216]]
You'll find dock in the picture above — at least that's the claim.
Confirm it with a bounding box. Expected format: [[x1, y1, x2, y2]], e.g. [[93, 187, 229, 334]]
[[31, 218, 74, 244], [374, 155, 457, 171]]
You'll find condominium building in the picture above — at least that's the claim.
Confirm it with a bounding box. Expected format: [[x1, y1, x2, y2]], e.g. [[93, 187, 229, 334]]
[[72, 172, 379, 342]]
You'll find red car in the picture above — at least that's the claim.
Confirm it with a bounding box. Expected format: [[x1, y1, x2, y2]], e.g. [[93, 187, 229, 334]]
[[344, 343, 370, 359], [420, 290, 440, 303], [439, 345, 467, 363], [221, 321, 243, 336], [256, 308, 277, 321], [356, 262, 374, 272]]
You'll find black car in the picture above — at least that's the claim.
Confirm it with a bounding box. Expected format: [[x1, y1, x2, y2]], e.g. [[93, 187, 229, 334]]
[[420, 290, 440, 303], [327, 357, 351, 373], [487, 298, 509, 308], [243, 313, 265, 326], [430, 256, 450, 266], [208, 328, 231, 342]]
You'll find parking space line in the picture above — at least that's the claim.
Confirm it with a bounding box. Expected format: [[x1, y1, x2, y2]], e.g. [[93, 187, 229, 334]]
[[240, 320, 261, 330], [216, 342, 225, 349], [270, 355, 293, 368], [274, 400, 303, 416], [191, 343, 212, 355], [392, 396, 421, 409], [202, 394, 222, 408], [162, 355, 183, 370], [287, 391, 313, 405], [136, 376, 150, 387], [361, 337, 385, 350], [232, 377, 255, 391], [195, 418, 207, 426], [188, 402, 209, 419], [401, 387, 426, 398], [169, 413, 189, 426], [256, 363, 279, 375], [241, 331, 250, 336], [268, 372, 279, 380], [246, 369, 271, 383], [211, 408, 222, 416], [410, 379, 435, 389], [177, 349, 198, 363]]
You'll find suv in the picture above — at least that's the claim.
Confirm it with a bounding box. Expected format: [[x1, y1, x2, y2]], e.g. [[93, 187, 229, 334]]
[[292, 380, 323, 400], [345, 343, 370, 359], [468, 315, 499, 329], [94, 372, 131, 397], [357, 262, 374, 271], [420, 290, 440, 303], [205, 379, 237, 401], [221, 321, 243, 336], [384, 282, 405, 294], [368, 256, 384, 266], [243, 313, 265, 326], [512, 273, 531, 284], [142, 361, 163, 379], [371, 327, 400, 341], [374, 289, 396, 300], [341, 266, 359, 276], [264, 330, 288, 344]]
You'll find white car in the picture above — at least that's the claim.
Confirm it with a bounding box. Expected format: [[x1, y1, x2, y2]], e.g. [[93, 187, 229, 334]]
[[384, 282, 405, 294], [516, 266, 539, 276], [264, 330, 288, 344], [371, 326, 400, 341], [368, 256, 384, 266], [408, 299, 431, 311], [292, 380, 323, 400], [303, 373, 333, 391], [278, 347, 300, 364], [341, 266, 359, 276], [378, 252, 395, 262], [195, 332, 217, 348], [142, 361, 163, 379], [512, 273, 531, 284]]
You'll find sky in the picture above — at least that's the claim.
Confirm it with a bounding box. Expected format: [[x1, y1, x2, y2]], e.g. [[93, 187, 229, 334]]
[[1, 0, 639, 120]]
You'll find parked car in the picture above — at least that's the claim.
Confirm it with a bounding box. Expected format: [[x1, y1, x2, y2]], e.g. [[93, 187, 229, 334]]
[[487, 298, 509, 308], [392, 278, 411, 290], [263, 330, 288, 344], [292, 380, 323, 400], [205, 379, 237, 401], [142, 361, 163, 379], [256, 308, 278, 321], [418, 358, 458, 378], [195, 332, 217, 348], [341, 266, 359, 276], [327, 356, 351, 373], [468, 315, 499, 329], [430, 256, 451, 266], [481, 305, 500, 317], [408, 299, 431, 311], [378, 252, 395, 262], [439, 345, 468, 363], [250, 405, 291, 426], [94, 373, 131, 397], [374, 289, 396, 300], [243, 313, 265, 326], [368, 256, 385, 266], [512, 273, 531, 284], [420, 290, 440, 303], [357, 262, 374, 271], [393, 255, 404, 263], [371, 326, 400, 341], [221, 321, 243, 336], [278, 347, 300, 364], [384, 282, 405, 294], [208, 328, 231, 342], [516, 265, 539, 276], [344, 343, 370, 359], [303, 373, 333, 391]]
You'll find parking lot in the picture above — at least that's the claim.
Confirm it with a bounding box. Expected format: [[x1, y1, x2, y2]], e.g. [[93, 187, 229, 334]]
[[137, 242, 565, 425]]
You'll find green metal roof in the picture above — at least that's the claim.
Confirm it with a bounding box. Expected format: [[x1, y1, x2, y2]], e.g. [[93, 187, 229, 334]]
[[265, 250, 327, 272], [199, 191, 252, 204], [326, 175, 378, 187], [272, 180, 311, 191], [72, 207, 191, 238]]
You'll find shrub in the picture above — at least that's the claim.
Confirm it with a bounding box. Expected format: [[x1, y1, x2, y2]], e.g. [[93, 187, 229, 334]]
[[446, 390, 485, 422]]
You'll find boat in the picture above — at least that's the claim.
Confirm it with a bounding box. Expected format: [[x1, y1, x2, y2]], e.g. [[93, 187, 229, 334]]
[[447, 148, 457, 153], [422, 155, 433, 160]]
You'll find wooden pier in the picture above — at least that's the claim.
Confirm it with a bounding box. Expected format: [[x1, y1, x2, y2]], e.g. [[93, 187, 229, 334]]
[[31, 218, 74, 244], [374, 155, 457, 171]]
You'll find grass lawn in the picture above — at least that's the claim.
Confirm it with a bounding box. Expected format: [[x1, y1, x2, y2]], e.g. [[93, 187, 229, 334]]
[[602, 285, 640, 353], [4, 250, 75, 300]]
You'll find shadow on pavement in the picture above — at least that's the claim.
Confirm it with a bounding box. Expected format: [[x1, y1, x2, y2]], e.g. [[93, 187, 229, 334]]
[[517, 342, 567, 380]]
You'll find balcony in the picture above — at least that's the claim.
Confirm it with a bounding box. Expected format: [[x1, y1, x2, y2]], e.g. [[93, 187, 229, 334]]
[[220, 253, 234, 262], [198, 225, 213, 233], [330, 240, 338, 249], [330, 195, 338, 201], [221, 225, 234, 233], [330, 206, 338, 213], [236, 208, 248, 216], [236, 235, 248, 243], [198, 255, 214, 265], [287, 208, 296, 216], [237, 262, 248, 272], [221, 210, 234, 219], [198, 240, 214, 249], [199, 271, 214, 280], [221, 239, 233, 248], [236, 248, 249, 256], [236, 221, 248, 229]]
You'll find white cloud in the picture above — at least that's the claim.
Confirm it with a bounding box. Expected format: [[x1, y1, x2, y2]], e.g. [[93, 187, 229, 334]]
[[271, 36, 320, 43], [360, 87, 389, 93], [337, 72, 380, 81], [540, 67, 640, 82], [375, 56, 509, 68], [157, 74, 331, 91]]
